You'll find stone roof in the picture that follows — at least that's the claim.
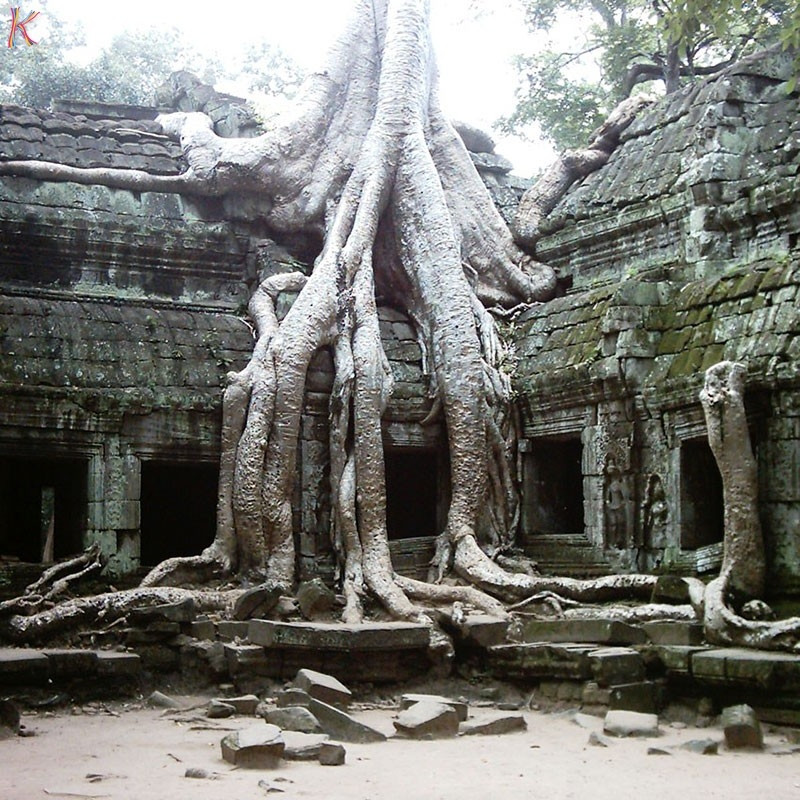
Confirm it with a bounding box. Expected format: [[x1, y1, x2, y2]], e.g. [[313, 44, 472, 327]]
[[534, 47, 800, 290], [0, 295, 253, 409], [0, 104, 185, 174]]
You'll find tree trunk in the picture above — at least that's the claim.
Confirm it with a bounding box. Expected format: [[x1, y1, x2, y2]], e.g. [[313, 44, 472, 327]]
[[699, 361, 765, 599]]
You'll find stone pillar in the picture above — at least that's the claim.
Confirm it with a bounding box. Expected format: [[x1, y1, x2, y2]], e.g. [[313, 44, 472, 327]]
[[85, 437, 141, 576]]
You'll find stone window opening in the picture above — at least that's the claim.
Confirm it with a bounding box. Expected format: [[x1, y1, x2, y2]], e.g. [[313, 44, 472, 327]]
[[384, 447, 440, 541], [0, 455, 87, 563], [139, 460, 218, 567], [679, 439, 724, 550], [522, 437, 584, 535]]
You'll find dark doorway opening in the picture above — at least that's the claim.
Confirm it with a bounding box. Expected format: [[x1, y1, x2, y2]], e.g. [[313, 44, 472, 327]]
[[140, 461, 218, 566], [680, 440, 724, 549], [0, 455, 87, 562], [523, 438, 584, 534], [384, 449, 438, 540]]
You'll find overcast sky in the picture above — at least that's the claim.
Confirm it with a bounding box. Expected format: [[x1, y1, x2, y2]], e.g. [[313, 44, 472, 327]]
[[23, 0, 559, 173]]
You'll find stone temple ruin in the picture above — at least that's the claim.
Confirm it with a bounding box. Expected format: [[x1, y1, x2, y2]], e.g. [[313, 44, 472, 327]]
[[0, 48, 799, 722]]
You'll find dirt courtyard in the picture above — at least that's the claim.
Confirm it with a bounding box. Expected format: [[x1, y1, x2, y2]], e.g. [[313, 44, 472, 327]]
[[2, 688, 799, 800]]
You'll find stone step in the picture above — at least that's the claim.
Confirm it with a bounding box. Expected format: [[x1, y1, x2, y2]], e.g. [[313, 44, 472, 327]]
[[519, 619, 648, 646], [0, 647, 141, 686], [487, 642, 645, 686], [247, 620, 429, 651]]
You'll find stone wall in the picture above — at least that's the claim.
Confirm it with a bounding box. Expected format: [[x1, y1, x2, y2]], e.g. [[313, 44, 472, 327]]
[[512, 47, 800, 593]]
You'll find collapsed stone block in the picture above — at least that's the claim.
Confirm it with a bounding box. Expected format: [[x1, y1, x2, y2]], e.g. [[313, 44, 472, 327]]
[[394, 701, 459, 739], [220, 724, 285, 768], [294, 668, 352, 707], [721, 704, 763, 750]]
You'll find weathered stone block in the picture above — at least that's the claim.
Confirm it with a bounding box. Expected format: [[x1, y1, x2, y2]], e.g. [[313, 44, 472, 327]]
[[282, 731, 329, 761], [588, 648, 645, 686], [307, 698, 386, 743], [642, 621, 705, 646], [487, 643, 595, 681], [233, 585, 282, 621], [318, 741, 346, 766], [399, 694, 468, 722], [95, 651, 141, 678], [394, 701, 459, 739], [218, 695, 260, 715], [224, 644, 272, 677], [520, 619, 646, 646], [293, 668, 352, 707], [42, 649, 99, 678], [0, 649, 50, 685], [248, 620, 429, 651], [603, 710, 660, 738], [220, 725, 285, 768], [275, 688, 312, 708], [217, 620, 250, 641], [609, 682, 661, 714], [266, 706, 323, 733], [296, 579, 337, 620], [455, 615, 509, 648], [460, 715, 527, 736], [721, 704, 763, 750]]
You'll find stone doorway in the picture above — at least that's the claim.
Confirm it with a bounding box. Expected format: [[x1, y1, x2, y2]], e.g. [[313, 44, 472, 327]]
[[0, 455, 87, 563], [680, 440, 724, 549], [139, 460, 218, 567], [522, 438, 584, 535]]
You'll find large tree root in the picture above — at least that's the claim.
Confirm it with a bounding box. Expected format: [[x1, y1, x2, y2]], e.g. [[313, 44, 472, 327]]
[[1, 587, 242, 644], [512, 94, 652, 248]]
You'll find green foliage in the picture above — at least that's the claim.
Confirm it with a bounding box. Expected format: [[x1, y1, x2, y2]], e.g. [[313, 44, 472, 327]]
[[502, 0, 794, 150], [0, 1, 303, 109]]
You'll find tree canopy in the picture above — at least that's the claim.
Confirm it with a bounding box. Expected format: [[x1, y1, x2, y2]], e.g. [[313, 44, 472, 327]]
[[0, 1, 302, 109], [500, 0, 797, 150]]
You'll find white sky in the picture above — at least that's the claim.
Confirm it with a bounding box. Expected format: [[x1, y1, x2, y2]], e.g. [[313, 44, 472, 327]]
[[24, 0, 559, 173]]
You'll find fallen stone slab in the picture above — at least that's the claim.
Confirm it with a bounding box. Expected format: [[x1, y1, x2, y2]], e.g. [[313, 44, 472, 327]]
[[221, 724, 285, 768], [148, 690, 183, 710], [308, 698, 386, 743], [681, 738, 719, 755], [217, 621, 251, 642], [394, 701, 459, 739], [248, 620, 429, 651], [603, 710, 660, 738], [282, 731, 330, 761], [460, 715, 527, 736], [218, 694, 260, 716], [294, 668, 352, 707], [647, 747, 671, 756], [275, 688, 312, 708], [207, 700, 236, 719], [0, 699, 20, 740], [588, 731, 611, 747], [319, 741, 346, 766], [722, 704, 763, 750], [399, 693, 468, 722], [266, 706, 323, 733], [233, 584, 282, 621]]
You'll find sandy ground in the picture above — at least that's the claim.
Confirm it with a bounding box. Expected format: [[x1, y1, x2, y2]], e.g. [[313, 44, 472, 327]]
[[2, 692, 800, 800]]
